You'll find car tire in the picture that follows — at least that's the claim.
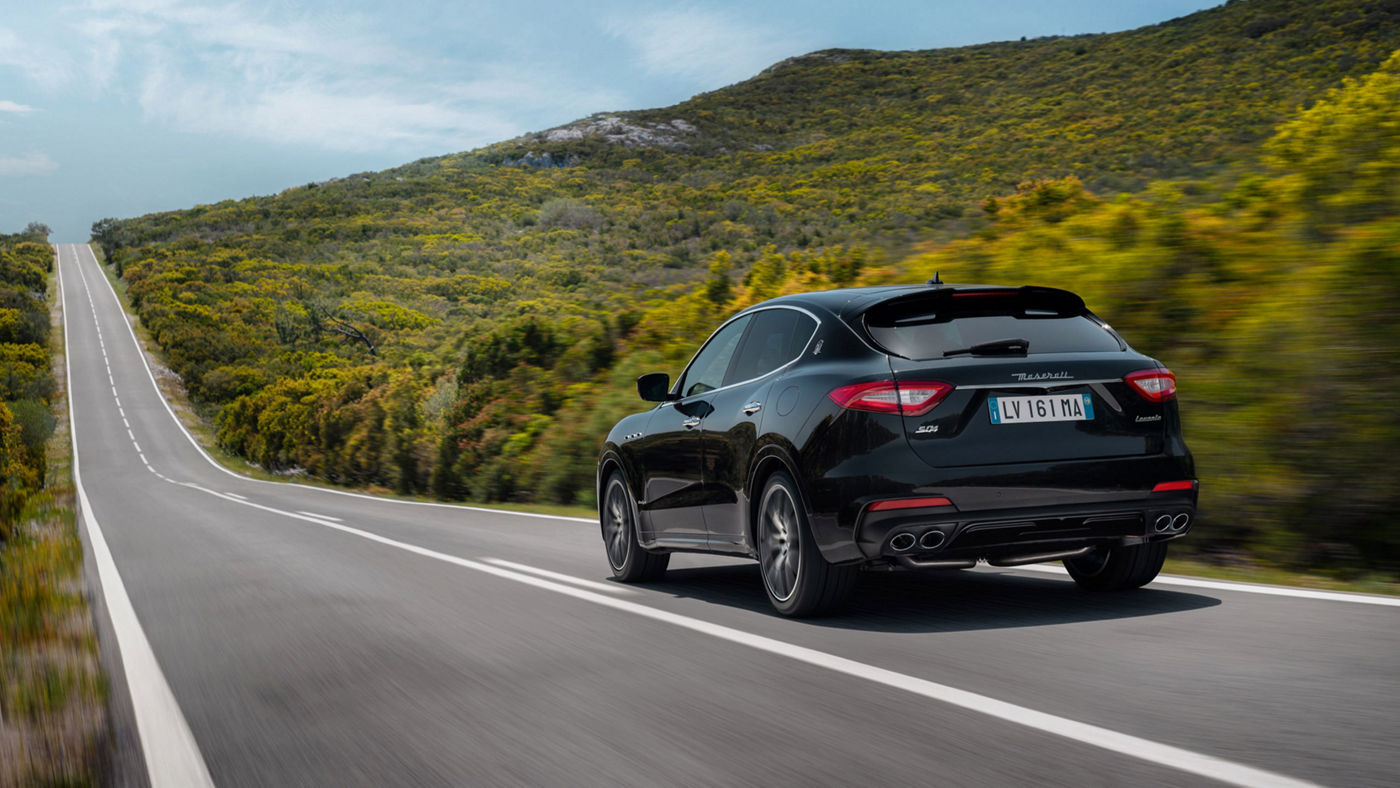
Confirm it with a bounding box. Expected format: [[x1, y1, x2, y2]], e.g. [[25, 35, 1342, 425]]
[[601, 471, 668, 582], [1064, 541, 1167, 590], [757, 471, 856, 617]]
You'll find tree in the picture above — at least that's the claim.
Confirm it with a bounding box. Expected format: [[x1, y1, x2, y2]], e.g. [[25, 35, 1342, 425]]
[[90, 217, 123, 263], [22, 221, 50, 238], [705, 251, 733, 305], [316, 303, 379, 356]]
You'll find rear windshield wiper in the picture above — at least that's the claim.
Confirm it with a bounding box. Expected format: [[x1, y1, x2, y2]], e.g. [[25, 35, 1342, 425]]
[[942, 338, 1029, 357]]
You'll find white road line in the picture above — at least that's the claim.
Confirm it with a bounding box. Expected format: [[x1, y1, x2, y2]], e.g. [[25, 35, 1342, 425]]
[[483, 558, 635, 595], [223, 492, 247, 501], [1010, 564, 1400, 607], [58, 247, 214, 788], [172, 478, 1313, 788], [296, 511, 341, 522]]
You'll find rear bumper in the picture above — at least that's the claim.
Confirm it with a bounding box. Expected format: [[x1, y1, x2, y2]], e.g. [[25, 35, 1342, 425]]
[[854, 492, 1196, 570], [803, 454, 1198, 566]]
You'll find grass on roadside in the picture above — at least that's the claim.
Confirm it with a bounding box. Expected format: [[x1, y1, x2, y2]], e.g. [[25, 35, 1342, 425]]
[[1, 261, 106, 787], [1163, 555, 1400, 597]]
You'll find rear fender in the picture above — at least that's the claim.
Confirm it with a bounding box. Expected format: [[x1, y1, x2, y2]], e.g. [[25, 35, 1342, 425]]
[[747, 441, 863, 565]]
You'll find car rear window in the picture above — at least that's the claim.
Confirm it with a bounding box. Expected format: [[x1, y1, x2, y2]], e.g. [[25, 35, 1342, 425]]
[[862, 289, 1123, 360]]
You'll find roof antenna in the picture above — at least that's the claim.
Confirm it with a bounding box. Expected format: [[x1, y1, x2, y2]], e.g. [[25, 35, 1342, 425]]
[[926, 271, 943, 287]]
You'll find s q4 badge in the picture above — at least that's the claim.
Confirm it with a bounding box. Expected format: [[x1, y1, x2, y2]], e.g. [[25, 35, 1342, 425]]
[[915, 424, 939, 434]]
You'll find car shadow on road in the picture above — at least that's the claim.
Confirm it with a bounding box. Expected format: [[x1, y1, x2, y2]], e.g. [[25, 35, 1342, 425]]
[[646, 564, 1222, 633]]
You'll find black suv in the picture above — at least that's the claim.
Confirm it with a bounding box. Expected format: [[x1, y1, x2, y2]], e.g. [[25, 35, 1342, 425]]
[[597, 283, 1196, 616]]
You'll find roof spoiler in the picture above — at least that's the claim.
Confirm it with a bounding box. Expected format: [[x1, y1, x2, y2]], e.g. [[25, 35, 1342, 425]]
[[860, 285, 1088, 326]]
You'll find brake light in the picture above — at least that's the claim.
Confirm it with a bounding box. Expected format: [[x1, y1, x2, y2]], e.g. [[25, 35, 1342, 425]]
[[828, 380, 954, 416], [1125, 369, 1177, 402], [869, 496, 954, 511], [1152, 480, 1196, 492]]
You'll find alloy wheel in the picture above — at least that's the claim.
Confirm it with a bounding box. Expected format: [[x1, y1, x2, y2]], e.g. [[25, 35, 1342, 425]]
[[603, 477, 632, 570], [759, 482, 801, 602]]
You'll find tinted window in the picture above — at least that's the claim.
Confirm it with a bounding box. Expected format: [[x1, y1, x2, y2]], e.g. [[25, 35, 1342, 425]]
[[680, 315, 752, 397], [869, 315, 1122, 360], [725, 309, 817, 386], [864, 291, 1122, 360]]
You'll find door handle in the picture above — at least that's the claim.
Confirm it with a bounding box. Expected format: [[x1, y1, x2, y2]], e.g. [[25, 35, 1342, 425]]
[[742, 401, 762, 416], [682, 417, 701, 430]]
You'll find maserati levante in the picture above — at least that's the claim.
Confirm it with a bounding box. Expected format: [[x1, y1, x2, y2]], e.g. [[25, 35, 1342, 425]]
[[596, 282, 1196, 616]]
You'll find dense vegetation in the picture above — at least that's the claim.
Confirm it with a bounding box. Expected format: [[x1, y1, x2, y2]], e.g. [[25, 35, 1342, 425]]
[[0, 233, 105, 784], [0, 232, 55, 532], [899, 53, 1400, 568], [94, 0, 1400, 574]]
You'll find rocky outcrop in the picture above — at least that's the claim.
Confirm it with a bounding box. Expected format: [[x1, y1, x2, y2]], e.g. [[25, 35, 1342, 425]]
[[532, 114, 698, 150]]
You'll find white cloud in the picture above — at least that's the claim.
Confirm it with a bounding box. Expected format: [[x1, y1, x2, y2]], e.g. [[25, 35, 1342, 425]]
[[0, 101, 37, 115], [138, 70, 524, 152], [0, 152, 59, 176], [604, 6, 808, 85], [0, 27, 76, 90], [34, 0, 621, 153]]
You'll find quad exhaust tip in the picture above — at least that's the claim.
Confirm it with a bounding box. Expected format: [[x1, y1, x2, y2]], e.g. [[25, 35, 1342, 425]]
[[918, 530, 946, 550], [889, 532, 916, 552], [1155, 513, 1192, 533]]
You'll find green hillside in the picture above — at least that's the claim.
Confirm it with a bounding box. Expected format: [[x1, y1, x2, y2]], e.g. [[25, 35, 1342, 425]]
[[95, 0, 1400, 574]]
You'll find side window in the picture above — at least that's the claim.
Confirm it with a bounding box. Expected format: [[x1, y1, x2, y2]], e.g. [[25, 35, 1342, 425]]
[[725, 309, 818, 386], [679, 315, 752, 398]]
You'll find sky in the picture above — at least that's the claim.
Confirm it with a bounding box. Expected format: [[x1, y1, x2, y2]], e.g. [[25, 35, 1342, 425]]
[[0, 0, 1220, 241]]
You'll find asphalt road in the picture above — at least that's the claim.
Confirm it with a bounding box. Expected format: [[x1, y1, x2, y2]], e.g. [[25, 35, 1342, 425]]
[[54, 243, 1399, 787]]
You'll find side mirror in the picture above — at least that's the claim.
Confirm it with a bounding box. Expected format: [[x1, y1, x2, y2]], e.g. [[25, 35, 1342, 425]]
[[637, 373, 674, 402]]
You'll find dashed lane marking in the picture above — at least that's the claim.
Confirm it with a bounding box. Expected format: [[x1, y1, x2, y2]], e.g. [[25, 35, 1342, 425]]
[[59, 245, 214, 787]]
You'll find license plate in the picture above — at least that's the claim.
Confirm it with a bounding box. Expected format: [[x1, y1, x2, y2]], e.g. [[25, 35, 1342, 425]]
[[989, 394, 1094, 424]]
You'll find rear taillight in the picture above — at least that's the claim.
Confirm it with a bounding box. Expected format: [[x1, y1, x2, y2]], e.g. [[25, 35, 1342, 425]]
[[1152, 480, 1196, 492], [828, 380, 954, 417], [1125, 369, 1177, 402]]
